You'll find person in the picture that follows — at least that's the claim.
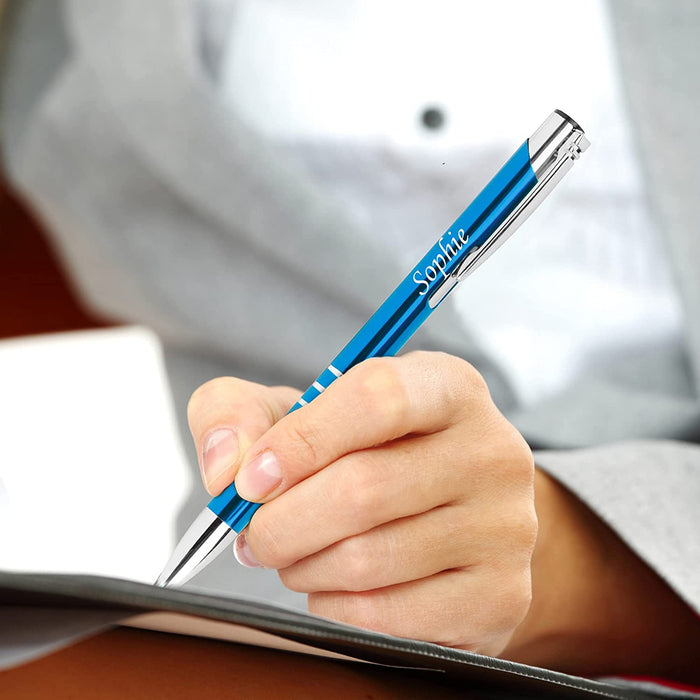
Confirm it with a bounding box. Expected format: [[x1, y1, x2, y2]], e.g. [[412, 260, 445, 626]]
[[1, 0, 698, 686]]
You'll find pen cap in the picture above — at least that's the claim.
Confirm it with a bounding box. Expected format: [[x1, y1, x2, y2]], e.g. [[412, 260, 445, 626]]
[[435, 109, 589, 296], [528, 109, 590, 178]]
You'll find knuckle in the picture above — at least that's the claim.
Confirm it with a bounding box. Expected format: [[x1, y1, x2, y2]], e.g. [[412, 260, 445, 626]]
[[351, 359, 409, 434], [439, 355, 491, 420], [521, 506, 539, 553], [502, 427, 535, 482], [452, 356, 489, 396], [490, 505, 538, 564], [477, 559, 533, 636], [475, 416, 533, 479], [445, 572, 532, 649], [333, 537, 378, 591], [187, 377, 229, 423], [499, 573, 533, 631], [335, 456, 385, 530], [283, 414, 323, 467]]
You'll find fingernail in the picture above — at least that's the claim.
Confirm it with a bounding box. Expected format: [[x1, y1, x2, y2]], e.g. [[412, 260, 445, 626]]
[[201, 428, 238, 491], [234, 531, 262, 568], [236, 450, 282, 501]]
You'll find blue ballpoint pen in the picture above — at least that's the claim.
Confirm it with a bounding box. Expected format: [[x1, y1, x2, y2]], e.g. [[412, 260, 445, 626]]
[[156, 109, 589, 587]]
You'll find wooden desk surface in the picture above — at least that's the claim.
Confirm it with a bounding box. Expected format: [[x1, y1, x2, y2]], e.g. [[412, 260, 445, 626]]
[[1, 627, 486, 700]]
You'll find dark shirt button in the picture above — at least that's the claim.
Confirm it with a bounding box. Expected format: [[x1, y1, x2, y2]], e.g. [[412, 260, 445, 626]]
[[421, 106, 446, 130]]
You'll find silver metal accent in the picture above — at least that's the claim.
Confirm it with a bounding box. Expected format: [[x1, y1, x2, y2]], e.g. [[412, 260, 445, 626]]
[[312, 381, 325, 392], [428, 246, 480, 308], [529, 109, 590, 178], [328, 365, 343, 378], [428, 109, 589, 309], [155, 508, 237, 587], [297, 397, 308, 406], [427, 276, 458, 309]]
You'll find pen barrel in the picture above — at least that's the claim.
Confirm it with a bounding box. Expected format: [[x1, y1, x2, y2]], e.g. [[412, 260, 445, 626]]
[[292, 140, 537, 410], [209, 138, 540, 531]]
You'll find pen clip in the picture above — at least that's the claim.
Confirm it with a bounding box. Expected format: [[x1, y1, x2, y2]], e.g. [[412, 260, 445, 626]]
[[428, 119, 589, 309]]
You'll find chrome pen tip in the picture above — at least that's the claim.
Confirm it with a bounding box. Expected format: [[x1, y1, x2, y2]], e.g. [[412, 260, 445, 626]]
[[154, 566, 189, 589], [154, 508, 237, 588], [154, 572, 170, 588]]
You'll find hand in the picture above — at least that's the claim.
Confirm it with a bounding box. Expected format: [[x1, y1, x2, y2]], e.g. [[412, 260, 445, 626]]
[[187, 351, 537, 655]]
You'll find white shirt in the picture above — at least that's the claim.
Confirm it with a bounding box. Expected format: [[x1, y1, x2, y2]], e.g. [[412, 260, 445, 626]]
[[206, 0, 683, 407]]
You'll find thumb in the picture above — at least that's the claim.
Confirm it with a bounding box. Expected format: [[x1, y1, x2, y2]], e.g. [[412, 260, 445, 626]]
[[187, 377, 300, 495]]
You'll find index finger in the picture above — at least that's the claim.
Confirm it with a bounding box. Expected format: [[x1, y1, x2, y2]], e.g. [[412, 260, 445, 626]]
[[234, 352, 492, 503]]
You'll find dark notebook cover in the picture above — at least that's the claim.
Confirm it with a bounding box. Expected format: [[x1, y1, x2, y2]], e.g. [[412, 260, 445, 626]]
[[3, 570, 694, 699]]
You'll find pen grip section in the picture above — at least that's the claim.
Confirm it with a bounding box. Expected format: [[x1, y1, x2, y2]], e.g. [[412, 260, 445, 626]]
[[208, 481, 260, 531]]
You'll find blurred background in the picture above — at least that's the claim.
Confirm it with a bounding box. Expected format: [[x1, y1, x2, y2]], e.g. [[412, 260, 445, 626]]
[[0, 156, 107, 339]]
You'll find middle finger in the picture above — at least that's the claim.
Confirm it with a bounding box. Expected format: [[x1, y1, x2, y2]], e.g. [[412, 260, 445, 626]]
[[245, 431, 474, 569]]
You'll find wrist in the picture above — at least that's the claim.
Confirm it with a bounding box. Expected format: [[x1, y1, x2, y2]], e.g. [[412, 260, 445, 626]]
[[502, 468, 700, 683]]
